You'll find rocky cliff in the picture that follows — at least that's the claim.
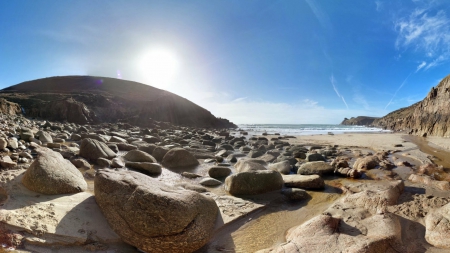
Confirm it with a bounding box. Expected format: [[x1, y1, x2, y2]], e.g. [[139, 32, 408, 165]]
[[341, 116, 379, 126], [0, 98, 22, 115], [0, 76, 237, 129], [374, 74, 450, 137]]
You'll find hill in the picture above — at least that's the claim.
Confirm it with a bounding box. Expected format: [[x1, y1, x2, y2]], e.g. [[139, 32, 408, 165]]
[[340, 116, 379, 126], [0, 76, 236, 128]]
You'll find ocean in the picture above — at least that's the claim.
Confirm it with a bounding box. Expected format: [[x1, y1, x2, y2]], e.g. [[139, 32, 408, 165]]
[[236, 124, 390, 136]]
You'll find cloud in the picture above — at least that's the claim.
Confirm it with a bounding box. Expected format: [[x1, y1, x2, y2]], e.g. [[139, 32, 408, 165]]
[[304, 0, 332, 31], [375, 1, 383, 11], [416, 61, 426, 72], [395, 8, 450, 69], [385, 72, 412, 109], [232, 97, 247, 102], [330, 74, 349, 109]]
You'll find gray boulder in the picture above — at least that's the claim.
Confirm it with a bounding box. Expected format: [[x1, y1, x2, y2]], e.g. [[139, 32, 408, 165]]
[[234, 159, 267, 172], [268, 160, 291, 175], [125, 162, 162, 175], [297, 161, 333, 176], [19, 127, 34, 142], [425, 202, 450, 248], [94, 169, 218, 253], [22, 148, 87, 194], [225, 170, 283, 195], [152, 146, 170, 162], [282, 174, 325, 189], [123, 150, 157, 163], [306, 153, 326, 162], [199, 177, 222, 186], [79, 138, 116, 161], [208, 166, 232, 178], [282, 188, 310, 200], [161, 148, 199, 168], [37, 130, 53, 144]]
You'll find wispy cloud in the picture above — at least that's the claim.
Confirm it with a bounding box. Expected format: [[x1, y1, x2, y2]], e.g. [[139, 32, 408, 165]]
[[395, 8, 450, 69], [385, 72, 412, 109], [330, 74, 349, 109], [375, 1, 383, 12], [304, 0, 332, 31], [232, 97, 247, 102]]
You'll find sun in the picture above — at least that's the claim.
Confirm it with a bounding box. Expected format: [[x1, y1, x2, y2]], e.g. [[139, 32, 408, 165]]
[[139, 48, 180, 87]]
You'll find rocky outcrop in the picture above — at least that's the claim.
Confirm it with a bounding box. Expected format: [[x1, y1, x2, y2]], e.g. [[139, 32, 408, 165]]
[[341, 116, 379, 126], [94, 169, 218, 253], [22, 148, 87, 194], [79, 138, 116, 161], [425, 202, 450, 248], [0, 76, 237, 129], [374, 74, 450, 137], [0, 98, 21, 115]]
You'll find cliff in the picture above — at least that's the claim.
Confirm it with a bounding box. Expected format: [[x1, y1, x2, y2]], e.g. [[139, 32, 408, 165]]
[[374, 74, 450, 137], [341, 116, 379, 126], [0, 76, 237, 129]]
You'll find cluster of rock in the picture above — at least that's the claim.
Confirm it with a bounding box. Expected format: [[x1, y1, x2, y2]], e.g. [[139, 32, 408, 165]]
[[340, 116, 379, 126]]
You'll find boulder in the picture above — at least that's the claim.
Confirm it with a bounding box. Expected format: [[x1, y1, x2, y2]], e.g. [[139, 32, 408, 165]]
[[268, 160, 291, 174], [37, 130, 53, 144], [225, 170, 283, 195], [234, 159, 267, 172], [152, 146, 170, 162], [281, 188, 309, 201], [70, 158, 91, 170], [22, 148, 87, 194], [161, 148, 199, 168], [123, 150, 157, 163], [0, 156, 17, 169], [19, 127, 34, 142], [425, 202, 450, 248], [125, 162, 162, 175], [282, 174, 325, 189], [353, 155, 380, 170], [94, 169, 218, 253], [208, 166, 232, 179], [0, 138, 7, 149], [199, 177, 222, 186], [79, 138, 116, 161], [297, 161, 333, 176], [306, 153, 326, 162]]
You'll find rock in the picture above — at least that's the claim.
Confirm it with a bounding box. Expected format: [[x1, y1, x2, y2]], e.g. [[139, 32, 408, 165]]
[[109, 136, 127, 143], [225, 170, 283, 195], [268, 160, 291, 174], [353, 155, 380, 170], [335, 167, 361, 178], [0, 138, 7, 150], [94, 169, 218, 253], [340, 116, 379, 126], [70, 158, 91, 170], [37, 130, 53, 144], [247, 150, 263, 158], [123, 150, 157, 163], [22, 148, 87, 194], [125, 162, 162, 174], [8, 138, 18, 149], [115, 143, 137, 151], [19, 127, 34, 142], [97, 158, 111, 167], [306, 153, 326, 162], [79, 138, 116, 161], [0, 98, 21, 115], [161, 148, 199, 168], [0, 156, 16, 169], [282, 174, 325, 189], [29, 97, 96, 124], [425, 202, 450, 248], [297, 161, 333, 176], [47, 143, 61, 149], [152, 146, 169, 162], [181, 172, 202, 178], [175, 182, 208, 193], [281, 188, 309, 200], [234, 159, 267, 172], [111, 158, 124, 168], [199, 177, 222, 186], [208, 166, 231, 178], [408, 174, 450, 191]]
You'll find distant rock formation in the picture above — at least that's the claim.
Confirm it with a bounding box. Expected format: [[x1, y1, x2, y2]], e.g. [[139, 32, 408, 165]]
[[340, 116, 379, 126], [0, 76, 237, 129], [374, 74, 450, 137], [0, 98, 21, 115]]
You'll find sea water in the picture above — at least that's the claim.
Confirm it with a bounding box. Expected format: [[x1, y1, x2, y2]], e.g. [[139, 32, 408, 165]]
[[236, 124, 389, 136]]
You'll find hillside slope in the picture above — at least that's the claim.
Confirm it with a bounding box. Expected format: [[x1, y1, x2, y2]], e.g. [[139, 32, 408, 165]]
[[374, 74, 450, 137], [341, 116, 379, 126], [0, 76, 236, 128]]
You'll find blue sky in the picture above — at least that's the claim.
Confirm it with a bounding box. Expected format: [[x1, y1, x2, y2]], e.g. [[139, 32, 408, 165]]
[[1, 0, 450, 124]]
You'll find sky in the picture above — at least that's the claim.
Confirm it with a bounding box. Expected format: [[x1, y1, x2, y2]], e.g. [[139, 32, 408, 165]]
[[1, 0, 450, 124]]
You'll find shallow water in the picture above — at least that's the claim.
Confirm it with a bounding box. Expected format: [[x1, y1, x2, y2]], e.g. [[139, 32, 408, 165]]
[[403, 135, 450, 170]]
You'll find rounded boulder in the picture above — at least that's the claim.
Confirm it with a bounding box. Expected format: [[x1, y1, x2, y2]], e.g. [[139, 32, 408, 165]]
[[161, 148, 199, 168]]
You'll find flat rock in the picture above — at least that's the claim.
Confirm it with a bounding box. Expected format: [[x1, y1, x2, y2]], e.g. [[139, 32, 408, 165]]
[[200, 177, 222, 186], [282, 174, 324, 189], [208, 166, 231, 178], [225, 170, 283, 195], [123, 150, 157, 163], [79, 138, 116, 161], [161, 148, 199, 168], [297, 161, 333, 176], [125, 162, 162, 174]]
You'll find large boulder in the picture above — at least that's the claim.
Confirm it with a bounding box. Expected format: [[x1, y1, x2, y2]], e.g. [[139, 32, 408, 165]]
[[36, 130, 53, 144], [208, 166, 232, 178], [161, 148, 199, 168], [234, 159, 267, 172], [79, 138, 116, 161], [353, 155, 380, 171], [297, 161, 333, 176], [425, 202, 450, 248], [22, 148, 87, 194], [123, 150, 157, 163], [94, 169, 218, 253], [268, 160, 291, 174], [225, 170, 283, 195], [282, 174, 324, 189], [19, 127, 34, 142]]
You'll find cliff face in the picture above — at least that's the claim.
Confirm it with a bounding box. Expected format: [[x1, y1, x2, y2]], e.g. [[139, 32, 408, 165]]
[[0, 76, 237, 129], [374, 75, 450, 137], [0, 98, 22, 115], [341, 116, 379, 126]]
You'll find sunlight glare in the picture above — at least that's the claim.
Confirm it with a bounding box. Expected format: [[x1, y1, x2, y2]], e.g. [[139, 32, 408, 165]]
[[139, 48, 180, 87]]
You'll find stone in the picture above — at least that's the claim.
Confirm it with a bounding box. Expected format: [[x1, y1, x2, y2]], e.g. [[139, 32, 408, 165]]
[[8, 138, 18, 149], [79, 138, 116, 161], [37, 130, 53, 144], [225, 170, 283, 195], [408, 174, 450, 191], [425, 202, 450, 248], [19, 127, 34, 142], [97, 158, 111, 167], [199, 177, 222, 186], [152, 146, 169, 162], [0, 138, 7, 149], [234, 159, 267, 172], [125, 162, 162, 175], [123, 150, 157, 163], [306, 153, 326, 162], [282, 174, 325, 189], [268, 160, 291, 175], [161, 148, 199, 168], [297, 161, 333, 176], [70, 158, 91, 170], [0, 156, 17, 169], [281, 188, 309, 200], [208, 166, 231, 178], [175, 182, 208, 193], [111, 158, 124, 168], [22, 148, 87, 194], [94, 169, 218, 253], [353, 155, 380, 171]]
